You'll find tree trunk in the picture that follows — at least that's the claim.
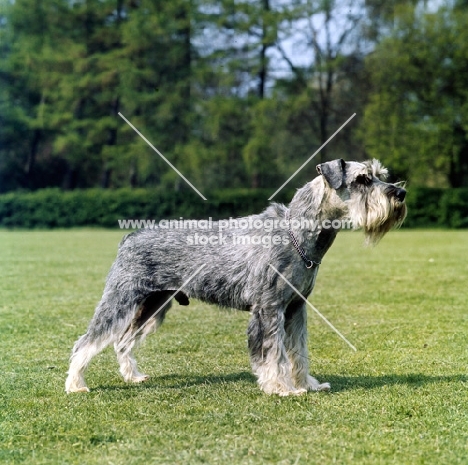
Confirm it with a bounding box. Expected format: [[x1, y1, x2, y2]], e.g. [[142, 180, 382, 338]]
[[176, 2, 191, 144], [100, 168, 112, 188], [62, 166, 77, 190], [449, 125, 468, 187], [26, 129, 41, 189], [258, 0, 270, 99]]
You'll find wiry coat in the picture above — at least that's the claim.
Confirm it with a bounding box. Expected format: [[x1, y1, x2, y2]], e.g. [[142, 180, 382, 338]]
[[66, 159, 407, 396]]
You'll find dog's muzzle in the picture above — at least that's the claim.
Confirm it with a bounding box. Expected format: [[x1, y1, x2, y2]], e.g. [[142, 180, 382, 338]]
[[392, 187, 406, 202]]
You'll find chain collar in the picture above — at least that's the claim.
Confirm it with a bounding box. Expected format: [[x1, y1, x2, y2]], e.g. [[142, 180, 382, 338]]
[[286, 211, 321, 269]]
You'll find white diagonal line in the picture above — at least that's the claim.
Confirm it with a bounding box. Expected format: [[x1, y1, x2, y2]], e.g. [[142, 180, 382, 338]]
[[116, 263, 207, 353], [269, 264, 357, 351], [118, 112, 207, 201], [268, 112, 356, 200]]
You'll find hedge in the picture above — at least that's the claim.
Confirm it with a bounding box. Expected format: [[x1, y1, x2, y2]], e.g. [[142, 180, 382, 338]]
[[0, 187, 466, 229], [403, 187, 468, 228], [0, 187, 294, 229]]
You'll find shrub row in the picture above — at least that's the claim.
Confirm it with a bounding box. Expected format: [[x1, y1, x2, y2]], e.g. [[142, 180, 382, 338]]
[[403, 187, 468, 228], [0, 187, 293, 229], [0, 187, 466, 229]]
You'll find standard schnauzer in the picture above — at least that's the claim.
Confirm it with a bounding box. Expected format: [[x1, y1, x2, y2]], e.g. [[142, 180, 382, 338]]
[[66, 159, 407, 396]]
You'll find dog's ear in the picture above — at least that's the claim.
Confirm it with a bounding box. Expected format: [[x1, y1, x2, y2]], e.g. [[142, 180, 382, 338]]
[[316, 159, 346, 189]]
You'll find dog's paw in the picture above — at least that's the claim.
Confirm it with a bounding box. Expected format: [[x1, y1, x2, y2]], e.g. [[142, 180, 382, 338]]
[[315, 382, 331, 392], [129, 374, 150, 383], [305, 376, 331, 392], [260, 379, 308, 396], [278, 388, 308, 397], [66, 385, 90, 393], [65, 375, 90, 393]]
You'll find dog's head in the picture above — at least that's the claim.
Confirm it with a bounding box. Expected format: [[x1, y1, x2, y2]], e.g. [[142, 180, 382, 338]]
[[316, 159, 407, 244]]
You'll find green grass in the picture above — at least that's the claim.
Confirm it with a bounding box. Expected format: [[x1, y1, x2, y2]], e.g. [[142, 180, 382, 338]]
[[0, 229, 467, 464]]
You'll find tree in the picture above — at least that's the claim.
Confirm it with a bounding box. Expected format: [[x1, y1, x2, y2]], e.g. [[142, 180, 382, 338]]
[[188, 1, 283, 188], [361, 2, 468, 187], [0, 0, 199, 190], [0, 0, 384, 193], [118, 0, 196, 189], [0, 0, 70, 191], [197, 0, 372, 188]]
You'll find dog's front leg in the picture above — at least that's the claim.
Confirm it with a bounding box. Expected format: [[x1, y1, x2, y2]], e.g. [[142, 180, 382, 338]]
[[284, 302, 331, 392], [247, 307, 307, 396]]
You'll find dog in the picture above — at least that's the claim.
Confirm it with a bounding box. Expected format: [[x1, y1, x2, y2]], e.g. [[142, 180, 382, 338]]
[[65, 158, 406, 396]]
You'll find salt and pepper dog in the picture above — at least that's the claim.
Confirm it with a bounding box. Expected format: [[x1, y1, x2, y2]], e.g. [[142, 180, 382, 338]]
[[66, 159, 406, 396]]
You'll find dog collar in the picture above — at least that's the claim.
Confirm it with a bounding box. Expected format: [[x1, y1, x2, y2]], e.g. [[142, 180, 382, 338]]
[[286, 211, 321, 269]]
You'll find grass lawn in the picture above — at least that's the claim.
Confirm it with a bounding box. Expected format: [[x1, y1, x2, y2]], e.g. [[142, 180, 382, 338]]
[[0, 229, 467, 464]]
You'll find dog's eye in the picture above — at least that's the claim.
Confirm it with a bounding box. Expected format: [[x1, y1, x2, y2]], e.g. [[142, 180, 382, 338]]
[[356, 174, 372, 186]]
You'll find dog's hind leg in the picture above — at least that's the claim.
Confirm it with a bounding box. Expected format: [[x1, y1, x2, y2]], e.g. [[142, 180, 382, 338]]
[[65, 288, 144, 393], [284, 302, 330, 392], [114, 291, 173, 384]]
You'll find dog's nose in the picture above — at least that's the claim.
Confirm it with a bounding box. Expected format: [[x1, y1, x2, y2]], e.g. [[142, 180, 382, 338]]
[[394, 188, 406, 202]]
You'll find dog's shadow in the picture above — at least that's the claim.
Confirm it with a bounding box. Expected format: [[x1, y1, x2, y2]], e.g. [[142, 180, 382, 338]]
[[98, 371, 255, 392], [99, 372, 466, 393], [317, 373, 467, 392]]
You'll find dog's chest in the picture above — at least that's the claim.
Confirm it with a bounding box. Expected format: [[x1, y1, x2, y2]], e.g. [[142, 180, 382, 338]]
[[294, 266, 319, 298]]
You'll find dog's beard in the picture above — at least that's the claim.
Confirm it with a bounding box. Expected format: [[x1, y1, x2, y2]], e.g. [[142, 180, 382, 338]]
[[363, 200, 407, 245], [348, 191, 407, 246]]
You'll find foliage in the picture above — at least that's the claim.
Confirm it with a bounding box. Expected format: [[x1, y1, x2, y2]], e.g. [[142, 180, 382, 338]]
[[2, 0, 468, 192], [1, 186, 467, 229], [439, 188, 468, 228], [402, 187, 445, 228], [0, 187, 294, 228], [1, 229, 467, 463], [0, 0, 372, 193], [360, 3, 468, 188]]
